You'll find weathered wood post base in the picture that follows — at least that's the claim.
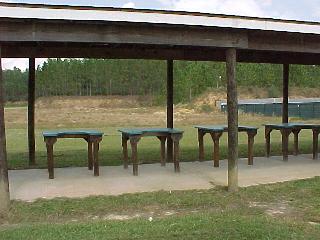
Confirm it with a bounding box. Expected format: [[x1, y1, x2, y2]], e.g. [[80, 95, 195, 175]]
[[171, 133, 183, 173], [198, 130, 205, 161], [226, 48, 238, 192], [210, 132, 223, 168], [130, 136, 141, 176], [247, 130, 257, 165], [312, 129, 319, 160], [265, 127, 272, 157], [0, 49, 10, 217], [0, 179, 9, 218]]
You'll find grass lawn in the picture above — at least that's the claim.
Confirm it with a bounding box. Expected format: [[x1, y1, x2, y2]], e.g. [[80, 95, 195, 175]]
[[7, 125, 316, 169], [1, 178, 320, 239], [3, 98, 320, 239]]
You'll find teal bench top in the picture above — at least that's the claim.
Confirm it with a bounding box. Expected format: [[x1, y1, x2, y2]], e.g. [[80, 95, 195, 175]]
[[265, 123, 320, 129], [294, 123, 320, 129], [195, 125, 258, 131], [118, 128, 184, 136], [264, 123, 299, 128], [43, 130, 104, 137], [195, 125, 225, 131]]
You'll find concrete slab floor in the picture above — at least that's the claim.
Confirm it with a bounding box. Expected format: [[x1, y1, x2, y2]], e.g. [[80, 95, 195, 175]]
[[9, 154, 320, 202]]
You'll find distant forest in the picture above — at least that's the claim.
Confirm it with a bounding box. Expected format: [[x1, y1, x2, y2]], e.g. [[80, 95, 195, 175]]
[[3, 58, 320, 103]]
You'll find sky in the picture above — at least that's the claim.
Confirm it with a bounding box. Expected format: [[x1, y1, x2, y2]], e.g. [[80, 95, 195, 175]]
[[2, 0, 320, 70]]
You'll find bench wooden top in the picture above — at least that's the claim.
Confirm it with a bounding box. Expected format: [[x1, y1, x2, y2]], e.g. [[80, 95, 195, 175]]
[[43, 130, 104, 137], [265, 123, 320, 130], [195, 125, 258, 132], [118, 128, 184, 136]]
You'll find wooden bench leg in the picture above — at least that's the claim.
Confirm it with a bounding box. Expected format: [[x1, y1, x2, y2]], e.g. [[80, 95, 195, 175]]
[[265, 127, 272, 158], [87, 140, 93, 170], [171, 133, 183, 173], [292, 129, 301, 156], [93, 137, 102, 177], [280, 129, 291, 161], [122, 135, 129, 169], [313, 129, 319, 160], [247, 130, 257, 165], [45, 137, 57, 179], [198, 130, 205, 162], [130, 136, 141, 176], [210, 132, 223, 168], [157, 136, 167, 166]]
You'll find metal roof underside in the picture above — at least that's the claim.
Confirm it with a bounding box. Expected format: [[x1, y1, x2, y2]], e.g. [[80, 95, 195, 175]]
[[0, 2, 320, 35]]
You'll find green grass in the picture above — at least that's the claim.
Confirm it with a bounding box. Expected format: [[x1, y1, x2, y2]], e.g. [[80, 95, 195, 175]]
[[2, 178, 320, 239], [5, 103, 27, 108], [7, 125, 315, 169], [2, 213, 319, 240], [4, 121, 320, 239]]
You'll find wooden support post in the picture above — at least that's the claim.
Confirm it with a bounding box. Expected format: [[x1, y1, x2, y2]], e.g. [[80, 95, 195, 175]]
[[157, 136, 167, 166], [122, 136, 129, 169], [87, 139, 93, 170], [167, 60, 174, 162], [281, 129, 291, 161], [93, 138, 101, 177], [265, 127, 272, 157], [198, 130, 205, 161], [247, 131, 257, 165], [130, 136, 141, 176], [28, 58, 36, 165], [171, 133, 183, 173], [282, 64, 289, 124], [45, 137, 56, 179], [226, 48, 238, 192], [312, 129, 319, 160], [0, 46, 10, 217], [292, 129, 301, 156], [210, 132, 223, 168]]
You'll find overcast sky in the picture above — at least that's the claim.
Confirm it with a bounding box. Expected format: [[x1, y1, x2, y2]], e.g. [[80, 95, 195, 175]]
[[2, 0, 320, 70]]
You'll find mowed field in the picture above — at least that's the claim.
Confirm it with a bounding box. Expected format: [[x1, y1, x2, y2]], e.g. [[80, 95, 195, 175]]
[[2, 96, 320, 240], [4, 95, 318, 169]]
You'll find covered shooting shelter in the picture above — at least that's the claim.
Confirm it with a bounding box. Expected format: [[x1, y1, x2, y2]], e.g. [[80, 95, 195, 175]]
[[1, 2, 320, 214]]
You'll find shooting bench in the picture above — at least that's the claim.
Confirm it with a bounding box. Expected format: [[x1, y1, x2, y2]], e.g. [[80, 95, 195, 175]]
[[119, 128, 184, 176], [195, 125, 258, 167], [265, 123, 320, 161], [43, 130, 103, 179]]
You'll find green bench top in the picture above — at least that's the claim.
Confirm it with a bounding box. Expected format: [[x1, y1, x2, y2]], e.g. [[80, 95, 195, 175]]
[[118, 128, 184, 136], [294, 124, 320, 129], [195, 125, 258, 131], [43, 130, 104, 137], [265, 123, 320, 129]]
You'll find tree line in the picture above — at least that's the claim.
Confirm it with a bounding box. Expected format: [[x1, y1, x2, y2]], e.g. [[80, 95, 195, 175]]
[[3, 58, 320, 103]]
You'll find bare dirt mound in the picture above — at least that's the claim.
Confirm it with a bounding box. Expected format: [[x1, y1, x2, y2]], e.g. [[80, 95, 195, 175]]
[[192, 87, 269, 110], [192, 87, 320, 111], [35, 96, 143, 109]]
